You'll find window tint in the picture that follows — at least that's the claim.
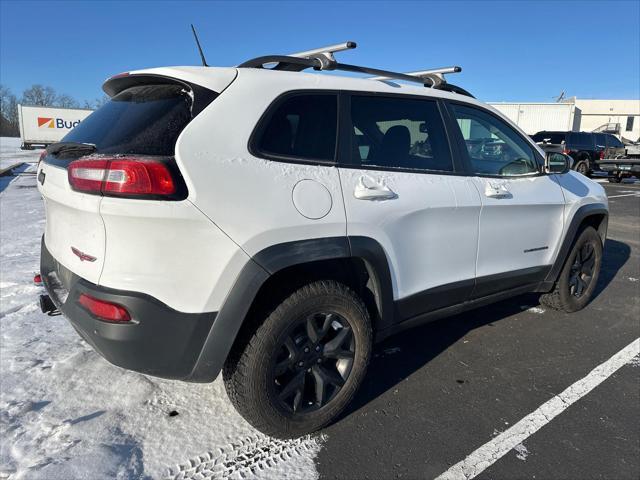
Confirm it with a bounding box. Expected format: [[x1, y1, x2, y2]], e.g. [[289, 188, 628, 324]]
[[450, 104, 538, 176], [349, 96, 452, 172], [594, 133, 607, 147], [606, 135, 624, 148], [257, 94, 337, 161], [531, 132, 566, 144], [63, 84, 193, 156], [569, 132, 594, 147]]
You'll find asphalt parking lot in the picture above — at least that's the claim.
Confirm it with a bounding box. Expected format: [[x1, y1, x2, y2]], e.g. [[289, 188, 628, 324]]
[[318, 180, 640, 480]]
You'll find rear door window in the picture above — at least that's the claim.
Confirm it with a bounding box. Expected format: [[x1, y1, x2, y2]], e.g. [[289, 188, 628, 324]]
[[255, 93, 338, 162], [594, 133, 607, 148], [606, 134, 624, 148], [348, 95, 453, 172], [63, 84, 194, 156], [568, 132, 594, 147]]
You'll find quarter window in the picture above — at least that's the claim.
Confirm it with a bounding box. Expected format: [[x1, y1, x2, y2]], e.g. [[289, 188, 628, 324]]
[[450, 104, 539, 176], [349, 96, 453, 172], [257, 94, 337, 161]]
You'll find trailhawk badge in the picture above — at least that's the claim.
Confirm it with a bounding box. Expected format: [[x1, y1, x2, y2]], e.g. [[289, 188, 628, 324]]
[[71, 247, 97, 262]]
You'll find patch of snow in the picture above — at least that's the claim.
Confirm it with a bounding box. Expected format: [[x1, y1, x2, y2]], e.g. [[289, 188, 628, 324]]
[[521, 305, 545, 314], [513, 443, 529, 461], [0, 137, 42, 170], [628, 277, 638, 283], [0, 140, 322, 479]]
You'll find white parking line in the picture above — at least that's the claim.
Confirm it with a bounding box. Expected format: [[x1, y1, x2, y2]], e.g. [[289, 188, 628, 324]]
[[435, 337, 640, 480], [607, 193, 640, 198]]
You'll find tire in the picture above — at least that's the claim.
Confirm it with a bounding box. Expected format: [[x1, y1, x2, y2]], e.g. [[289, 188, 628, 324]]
[[608, 176, 622, 183], [575, 160, 589, 176], [223, 280, 373, 438], [540, 226, 602, 313]]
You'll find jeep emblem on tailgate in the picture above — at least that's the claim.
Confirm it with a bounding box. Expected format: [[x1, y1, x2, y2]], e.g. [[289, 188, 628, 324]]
[[71, 247, 97, 262]]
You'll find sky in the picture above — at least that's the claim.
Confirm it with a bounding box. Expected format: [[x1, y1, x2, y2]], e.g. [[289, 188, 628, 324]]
[[1, 0, 639, 104]]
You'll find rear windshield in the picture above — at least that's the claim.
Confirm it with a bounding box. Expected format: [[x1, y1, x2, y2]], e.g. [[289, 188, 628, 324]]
[[62, 84, 192, 156], [531, 132, 566, 144]]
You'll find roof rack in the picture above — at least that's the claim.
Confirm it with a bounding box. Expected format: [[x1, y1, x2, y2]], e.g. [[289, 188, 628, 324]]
[[369, 66, 461, 87], [237, 41, 474, 97]]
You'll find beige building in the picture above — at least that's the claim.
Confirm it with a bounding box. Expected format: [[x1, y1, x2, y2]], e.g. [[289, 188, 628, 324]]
[[568, 98, 640, 142], [489, 98, 640, 142]]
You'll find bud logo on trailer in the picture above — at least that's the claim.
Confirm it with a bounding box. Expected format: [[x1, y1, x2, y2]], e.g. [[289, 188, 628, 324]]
[[37, 117, 82, 129]]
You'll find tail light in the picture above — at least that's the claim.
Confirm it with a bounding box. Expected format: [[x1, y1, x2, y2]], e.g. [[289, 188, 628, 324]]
[[599, 150, 605, 160], [38, 150, 47, 168], [562, 148, 570, 155], [78, 293, 131, 322], [68, 157, 184, 199]]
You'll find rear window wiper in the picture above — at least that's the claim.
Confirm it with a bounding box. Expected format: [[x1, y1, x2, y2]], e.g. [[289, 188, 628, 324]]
[[46, 142, 97, 156]]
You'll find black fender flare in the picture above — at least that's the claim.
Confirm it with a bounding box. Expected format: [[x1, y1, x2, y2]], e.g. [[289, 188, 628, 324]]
[[186, 236, 395, 382], [542, 203, 608, 288]]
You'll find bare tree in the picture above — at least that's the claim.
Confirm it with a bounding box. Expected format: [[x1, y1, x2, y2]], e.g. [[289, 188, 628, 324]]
[[83, 95, 109, 109], [21, 84, 57, 106], [0, 84, 20, 136], [56, 94, 79, 109], [93, 95, 109, 108]]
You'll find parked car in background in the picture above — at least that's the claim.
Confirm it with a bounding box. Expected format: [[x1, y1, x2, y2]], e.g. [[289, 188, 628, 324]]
[[531, 131, 625, 176], [597, 157, 640, 182]]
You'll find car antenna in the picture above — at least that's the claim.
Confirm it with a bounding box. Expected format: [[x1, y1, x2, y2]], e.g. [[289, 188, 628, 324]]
[[190, 24, 208, 67]]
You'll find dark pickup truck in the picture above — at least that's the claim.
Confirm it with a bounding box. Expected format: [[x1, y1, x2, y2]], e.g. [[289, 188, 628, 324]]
[[531, 131, 626, 176]]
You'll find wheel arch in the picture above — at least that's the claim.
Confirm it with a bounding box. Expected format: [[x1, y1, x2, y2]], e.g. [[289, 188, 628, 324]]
[[186, 236, 395, 383], [543, 203, 608, 287]]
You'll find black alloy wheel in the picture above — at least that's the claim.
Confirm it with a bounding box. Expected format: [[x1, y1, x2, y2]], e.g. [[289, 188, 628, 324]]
[[568, 242, 596, 298], [539, 226, 602, 313], [271, 312, 355, 413], [223, 280, 372, 438]]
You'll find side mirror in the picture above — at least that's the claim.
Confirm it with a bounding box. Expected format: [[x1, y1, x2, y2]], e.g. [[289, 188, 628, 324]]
[[545, 152, 572, 174]]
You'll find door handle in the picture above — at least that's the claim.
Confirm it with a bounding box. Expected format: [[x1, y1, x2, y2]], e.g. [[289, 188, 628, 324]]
[[354, 175, 397, 200], [484, 181, 512, 199]]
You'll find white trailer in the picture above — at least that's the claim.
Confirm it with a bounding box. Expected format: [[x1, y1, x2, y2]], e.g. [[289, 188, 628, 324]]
[[488, 102, 580, 135], [18, 105, 93, 150]]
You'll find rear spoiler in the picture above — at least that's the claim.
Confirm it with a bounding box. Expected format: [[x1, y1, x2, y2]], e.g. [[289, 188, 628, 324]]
[[102, 73, 217, 117]]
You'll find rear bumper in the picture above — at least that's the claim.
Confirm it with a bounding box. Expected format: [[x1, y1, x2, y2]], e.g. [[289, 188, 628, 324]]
[[598, 163, 640, 175], [40, 238, 217, 381]]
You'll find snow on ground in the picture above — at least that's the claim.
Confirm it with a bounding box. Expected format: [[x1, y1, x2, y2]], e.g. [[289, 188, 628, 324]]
[[0, 137, 41, 171], [0, 138, 322, 479]]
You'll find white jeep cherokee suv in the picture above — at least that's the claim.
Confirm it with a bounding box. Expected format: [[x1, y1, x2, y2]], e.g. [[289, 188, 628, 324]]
[[37, 44, 608, 438]]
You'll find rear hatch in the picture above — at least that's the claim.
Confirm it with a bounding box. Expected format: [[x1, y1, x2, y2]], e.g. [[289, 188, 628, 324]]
[[37, 72, 226, 284]]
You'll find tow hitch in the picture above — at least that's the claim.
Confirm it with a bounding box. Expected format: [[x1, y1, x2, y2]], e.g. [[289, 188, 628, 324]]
[[39, 294, 58, 315], [35, 274, 59, 315]]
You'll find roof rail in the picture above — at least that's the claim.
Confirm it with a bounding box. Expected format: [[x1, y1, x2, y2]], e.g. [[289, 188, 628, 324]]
[[237, 41, 473, 96]]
